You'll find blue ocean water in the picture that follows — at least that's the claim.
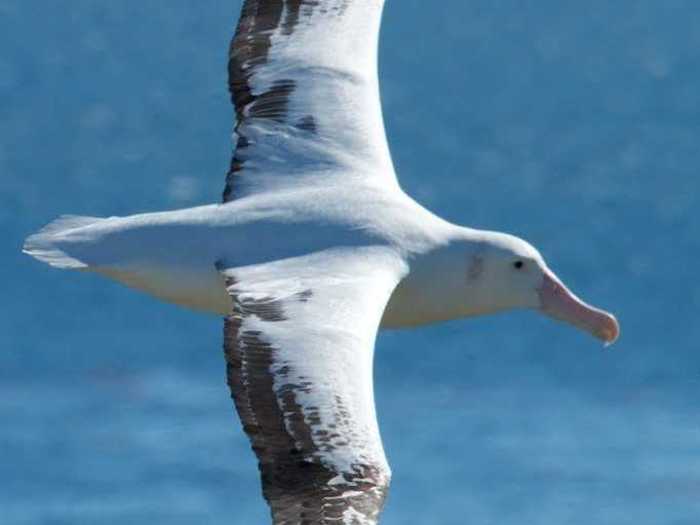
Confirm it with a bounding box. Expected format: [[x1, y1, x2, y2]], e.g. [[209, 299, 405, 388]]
[[1, 1, 698, 523]]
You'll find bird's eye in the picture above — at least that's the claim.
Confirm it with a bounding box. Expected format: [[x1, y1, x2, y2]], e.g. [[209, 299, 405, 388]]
[[513, 260, 524, 270]]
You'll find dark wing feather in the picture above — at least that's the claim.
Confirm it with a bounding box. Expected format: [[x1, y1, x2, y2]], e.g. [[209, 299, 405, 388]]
[[218, 249, 407, 524], [223, 0, 396, 202]]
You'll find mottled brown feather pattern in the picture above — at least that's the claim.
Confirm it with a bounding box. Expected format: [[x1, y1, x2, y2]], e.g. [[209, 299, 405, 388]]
[[222, 275, 389, 524], [224, 0, 323, 202]]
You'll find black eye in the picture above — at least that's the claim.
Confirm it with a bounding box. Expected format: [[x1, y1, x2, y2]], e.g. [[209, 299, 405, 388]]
[[513, 260, 524, 270]]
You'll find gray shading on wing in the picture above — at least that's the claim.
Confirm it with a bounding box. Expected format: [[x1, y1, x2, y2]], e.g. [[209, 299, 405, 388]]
[[223, 0, 397, 202], [219, 248, 407, 524]]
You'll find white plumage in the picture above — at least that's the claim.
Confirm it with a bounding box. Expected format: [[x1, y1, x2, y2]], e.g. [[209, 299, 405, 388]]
[[23, 1, 619, 524]]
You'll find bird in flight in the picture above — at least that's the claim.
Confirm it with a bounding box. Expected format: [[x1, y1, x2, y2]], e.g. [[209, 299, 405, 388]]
[[24, 1, 619, 523]]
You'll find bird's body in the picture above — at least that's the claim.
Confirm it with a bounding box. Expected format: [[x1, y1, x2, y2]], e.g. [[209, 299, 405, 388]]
[[23, 1, 619, 523], [25, 181, 464, 322]]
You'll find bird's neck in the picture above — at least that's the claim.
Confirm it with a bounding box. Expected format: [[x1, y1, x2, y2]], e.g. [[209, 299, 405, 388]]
[[380, 229, 482, 329]]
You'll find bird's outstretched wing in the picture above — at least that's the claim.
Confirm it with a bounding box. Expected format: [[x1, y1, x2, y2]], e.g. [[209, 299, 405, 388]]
[[223, 0, 397, 202], [218, 247, 407, 524]]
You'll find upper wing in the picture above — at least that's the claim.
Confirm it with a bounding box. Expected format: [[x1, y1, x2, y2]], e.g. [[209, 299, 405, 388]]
[[223, 0, 398, 202], [219, 247, 407, 524]]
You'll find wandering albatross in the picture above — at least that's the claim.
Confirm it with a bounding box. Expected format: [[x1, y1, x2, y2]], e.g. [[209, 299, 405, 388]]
[[23, 1, 620, 523]]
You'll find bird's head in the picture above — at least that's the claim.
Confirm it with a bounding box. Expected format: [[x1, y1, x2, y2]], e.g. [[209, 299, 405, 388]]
[[465, 232, 619, 344]]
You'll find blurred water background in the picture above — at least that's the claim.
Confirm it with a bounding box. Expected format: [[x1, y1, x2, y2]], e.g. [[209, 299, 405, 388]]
[[1, 1, 699, 523]]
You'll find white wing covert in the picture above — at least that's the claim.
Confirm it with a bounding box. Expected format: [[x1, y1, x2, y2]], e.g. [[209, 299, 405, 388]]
[[223, 0, 396, 202], [218, 247, 407, 524]]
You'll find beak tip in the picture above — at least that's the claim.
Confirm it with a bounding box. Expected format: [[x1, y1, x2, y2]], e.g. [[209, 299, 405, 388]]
[[599, 313, 620, 346]]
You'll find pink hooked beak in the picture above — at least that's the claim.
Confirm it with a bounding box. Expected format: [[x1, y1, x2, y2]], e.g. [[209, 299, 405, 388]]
[[539, 270, 619, 345]]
